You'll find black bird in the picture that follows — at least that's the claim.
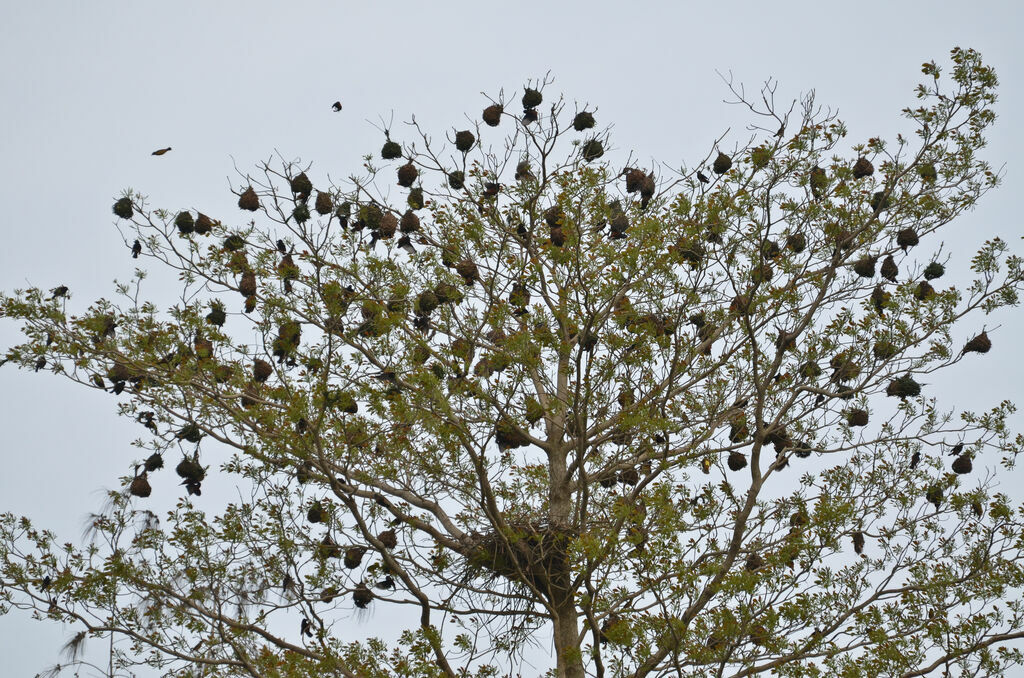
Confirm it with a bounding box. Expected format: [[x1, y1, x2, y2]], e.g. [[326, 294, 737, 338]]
[[34, 357, 46, 372], [301, 618, 313, 637], [375, 575, 395, 590], [397, 235, 416, 254], [696, 171, 709, 184], [910, 450, 921, 469], [50, 286, 68, 299], [41, 575, 51, 591], [276, 239, 287, 254], [949, 442, 964, 456], [131, 240, 142, 258], [331, 101, 342, 112]]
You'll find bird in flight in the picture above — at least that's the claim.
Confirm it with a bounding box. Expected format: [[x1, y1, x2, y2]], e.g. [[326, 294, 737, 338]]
[[331, 101, 342, 112], [151, 147, 172, 156]]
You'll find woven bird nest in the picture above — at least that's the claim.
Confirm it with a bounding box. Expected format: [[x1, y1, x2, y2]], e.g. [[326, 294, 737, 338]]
[[464, 521, 574, 592]]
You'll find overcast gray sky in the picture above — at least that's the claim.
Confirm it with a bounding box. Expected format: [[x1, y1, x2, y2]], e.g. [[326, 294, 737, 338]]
[[2, 1, 1023, 675]]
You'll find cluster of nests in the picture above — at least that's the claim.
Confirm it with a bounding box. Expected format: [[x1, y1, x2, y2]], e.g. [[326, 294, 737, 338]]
[[127, 423, 208, 499], [308, 503, 400, 610]]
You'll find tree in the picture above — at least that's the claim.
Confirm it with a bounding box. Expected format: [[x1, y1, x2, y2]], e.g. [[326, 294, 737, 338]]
[[1, 47, 1023, 677]]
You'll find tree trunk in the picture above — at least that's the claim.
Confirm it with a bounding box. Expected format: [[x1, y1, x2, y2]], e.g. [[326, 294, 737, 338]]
[[552, 587, 585, 678]]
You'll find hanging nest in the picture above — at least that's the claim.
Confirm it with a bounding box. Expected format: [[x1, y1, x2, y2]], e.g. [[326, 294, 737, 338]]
[[353, 584, 374, 609], [923, 262, 945, 280], [454, 130, 475, 153], [378, 529, 398, 549], [852, 157, 874, 179], [326, 390, 358, 414], [581, 139, 604, 162], [194, 213, 214, 235], [552, 225, 569, 246], [962, 331, 991, 354], [509, 282, 530, 310], [343, 546, 366, 569], [252, 359, 273, 383], [206, 303, 226, 327], [175, 454, 205, 483], [407, 187, 424, 211], [761, 239, 781, 260], [744, 552, 765, 571], [792, 441, 813, 458], [925, 485, 943, 509], [853, 531, 866, 554], [456, 259, 480, 286], [317, 536, 342, 560], [129, 470, 151, 498], [624, 168, 645, 194], [434, 282, 463, 304], [315, 191, 333, 215], [238, 187, 260, 212], [483, 182, 500, 198], [397, 162, 418, 188], [379, 212, 398, 239], [830, 354, 861, 383], [853, 255, 877, 278], [915, 280, 936, 301], [144, 452, 163, 472], [448, 171, 465, 190], [292, 202, 310, 224], [524, 397, 544, 424], [223, 233, 246, 252], [495, 419, 530, 450], [873, 339, 897, 361], [239, 271, 257, 299], [572, 111, 595, 131], [289, 172, 313, 201], [886, 374, 921, 399], [522, 88, 543, 109], [482, 104, 502, 127], [786, 232, 806, 253], [896, 227, 919, 252], [272, 321, 302, 363], [399, 210, 420, 233], [952, 454, 973, 475], [381, 139, 402, 160], [880, 255, 898, 282], [809, 166, 828, 199], [750, 147, 772, 170], [870, 191, 891, 214], [799, 360, 822, 380], [416, 290, 439, 315], [727, 451, 747, 471], [113, 197, 133, 219], [240, 383, 261, 408], [918, 163, 938, 183], [712, 152, 732, 175], [307, 500, 326, 523], [846, 409, 869, 427], [544, 205, 564, 228], [177, 423, 204, 443], [175, 211, 195, 235]]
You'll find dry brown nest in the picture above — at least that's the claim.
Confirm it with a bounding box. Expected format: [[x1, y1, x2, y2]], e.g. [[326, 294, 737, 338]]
[[462, 521, 576, 594]]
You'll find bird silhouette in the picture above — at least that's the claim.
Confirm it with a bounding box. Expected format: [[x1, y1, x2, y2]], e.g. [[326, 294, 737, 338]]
[[696, 171, 709, 184], [151, 147, 172, 156], [131, 240, 141, 258], [50, 286, 68, 299], [331, 101, 342, 112]]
